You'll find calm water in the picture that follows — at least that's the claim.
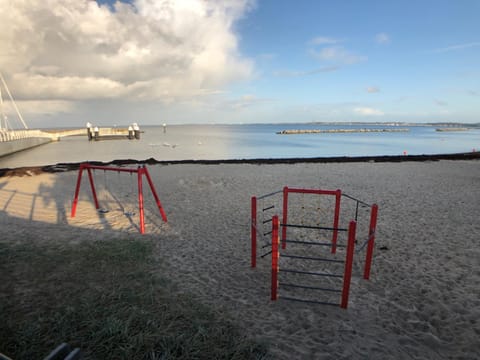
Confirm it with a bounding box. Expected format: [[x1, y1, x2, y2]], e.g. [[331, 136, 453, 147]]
[[1, 124, 479, 168]]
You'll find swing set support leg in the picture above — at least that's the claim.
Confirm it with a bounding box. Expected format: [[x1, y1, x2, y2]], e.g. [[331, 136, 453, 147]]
[[341, 220, 356, 309], [363, 204, 378, 280], [86, 167, 100, 210], [142, 166, 168, 222], [137, 168, 146, 234], [281, 186, 288, 249], [71, 166, 84, 217], [331, 189, 342, 254], [71, 164, 99, 217], [251, 196, 257, 268]]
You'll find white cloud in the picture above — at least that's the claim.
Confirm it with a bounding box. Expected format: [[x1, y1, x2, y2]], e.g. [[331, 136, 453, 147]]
[[432, 42, 480, 53], [0, 0, 254, 103], [354, 107, 384, 116], [310, 46, 367, 65], [273, 66, 339, 77], [366, 86, 380, 93], [226, 94, 272, 110], [310, 36, 343, 46], [375, 33, 390, 44], [435, 99, 448, 106]]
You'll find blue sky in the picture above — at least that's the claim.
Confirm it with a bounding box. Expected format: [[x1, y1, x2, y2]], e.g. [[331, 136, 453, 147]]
[[232, 0, 480, 123], [0, 0, 479, 127]]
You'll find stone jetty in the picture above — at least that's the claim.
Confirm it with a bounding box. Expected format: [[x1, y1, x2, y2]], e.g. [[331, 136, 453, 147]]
[[86, 122, 141, 141], [435, 127, 469, 132]]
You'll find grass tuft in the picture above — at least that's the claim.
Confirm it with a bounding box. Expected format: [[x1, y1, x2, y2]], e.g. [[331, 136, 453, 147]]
[[0, 238, 268, 359]]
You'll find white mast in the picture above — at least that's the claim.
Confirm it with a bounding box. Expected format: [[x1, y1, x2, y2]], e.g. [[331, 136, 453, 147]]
[[0, 72, 29, 130], [0, 83, 7, 130]]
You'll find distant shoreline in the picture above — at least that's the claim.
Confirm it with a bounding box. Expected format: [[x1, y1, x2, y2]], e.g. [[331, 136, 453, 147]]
[[277, 128, 410, 135], [1, 151, 478, 177]]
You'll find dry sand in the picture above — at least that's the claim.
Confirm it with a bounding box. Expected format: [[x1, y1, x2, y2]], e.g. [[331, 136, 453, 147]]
[[1, 160, 479, 359]]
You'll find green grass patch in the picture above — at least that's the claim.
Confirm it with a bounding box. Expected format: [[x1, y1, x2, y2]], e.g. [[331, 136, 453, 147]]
[[0, 238, 268, 359]]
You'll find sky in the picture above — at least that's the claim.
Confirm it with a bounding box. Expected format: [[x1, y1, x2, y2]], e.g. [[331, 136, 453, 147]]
[[0, 0, 479, 128]]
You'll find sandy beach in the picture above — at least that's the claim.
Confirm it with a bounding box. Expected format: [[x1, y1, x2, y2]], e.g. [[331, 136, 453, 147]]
[[1, 160, 479, 359]]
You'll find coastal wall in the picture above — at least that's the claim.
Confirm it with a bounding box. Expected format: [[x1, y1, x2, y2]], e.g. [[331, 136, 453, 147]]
[[0, 130, 57, 158], [0, 136, 52, 158]]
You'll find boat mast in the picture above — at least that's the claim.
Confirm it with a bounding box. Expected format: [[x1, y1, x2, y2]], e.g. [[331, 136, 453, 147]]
[[0, 72, 29, 130]]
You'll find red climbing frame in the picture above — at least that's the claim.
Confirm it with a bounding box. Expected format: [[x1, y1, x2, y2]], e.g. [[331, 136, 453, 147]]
[[71, 163, 167, 234], [282, 187, 342, 253]]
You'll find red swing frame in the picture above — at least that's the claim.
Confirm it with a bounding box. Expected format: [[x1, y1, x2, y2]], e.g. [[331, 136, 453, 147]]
[[71, 163, 167, 234]]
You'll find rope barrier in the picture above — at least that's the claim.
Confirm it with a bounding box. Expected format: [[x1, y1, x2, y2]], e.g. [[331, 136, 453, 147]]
[[280, 268, 343, 278], [280, 283, 342, 293], [257, 189, 283, 200], [280, 296, 339, 306], [342, 193, 371, 207], [281, 254, 344, 263], [260, 250, 272, 258], [282, 223, 348, 232], [356, 231, 376, 253], [284, 239, 346, 248]]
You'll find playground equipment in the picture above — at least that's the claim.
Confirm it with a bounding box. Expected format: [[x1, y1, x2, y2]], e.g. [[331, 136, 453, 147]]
[[71, 163, 167, 234], [251, 186, 378, 308]]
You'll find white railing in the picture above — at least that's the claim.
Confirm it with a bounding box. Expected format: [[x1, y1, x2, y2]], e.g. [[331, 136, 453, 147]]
[[0, 129, 57, 142]]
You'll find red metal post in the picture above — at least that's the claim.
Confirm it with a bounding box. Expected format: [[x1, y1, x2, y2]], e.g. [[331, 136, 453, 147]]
[[251, 196, 257, 268], [331, 189, 342, 254], [341, 221, 356, 309], [271, 215, 279, 300], [281, 186, 288, 249], [86, 166, 100, 210], [363, 204, 378, 280], [71, 164, 85, 217], [137, 167, 145, 234], [143, 165, 168, 222]]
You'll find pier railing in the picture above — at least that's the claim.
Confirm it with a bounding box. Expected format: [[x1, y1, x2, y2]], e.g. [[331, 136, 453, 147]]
[[0, 129, 59, 142]]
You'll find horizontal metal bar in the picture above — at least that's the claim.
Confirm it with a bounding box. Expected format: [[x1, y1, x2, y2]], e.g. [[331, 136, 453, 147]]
[[282, 223, 348, 232], [280, 283, 342, 292], [280, 269, 343, 278], [281, 254, 344, 263], [261, 242, 272, 249], [280, 296, 339, 306], [257, 189, 283, 200], [286, 188, 338, 196], [263, 231, 272, 236], [83, 164, 140, 173], [262, 205, 275, 211], [262, 218, 273, 224], [284, 239, 346, 248]]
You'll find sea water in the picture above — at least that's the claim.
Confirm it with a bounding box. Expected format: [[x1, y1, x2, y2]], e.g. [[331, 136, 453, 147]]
[[0, 124, 479, 168]]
